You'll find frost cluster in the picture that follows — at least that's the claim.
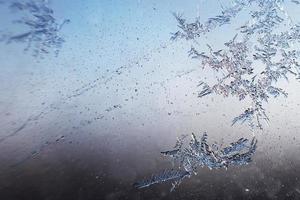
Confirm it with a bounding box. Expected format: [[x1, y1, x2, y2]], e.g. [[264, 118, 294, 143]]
[[134, 133, 257, 191], [1, 0, 70, 57], [173, 0, 300, 129]]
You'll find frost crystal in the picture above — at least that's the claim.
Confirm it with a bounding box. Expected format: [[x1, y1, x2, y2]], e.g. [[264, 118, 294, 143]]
[[134, 133, 257, 191], [133, 169, 191, 192], [1, 0, 70, 57], [172, 0, 300, 129]]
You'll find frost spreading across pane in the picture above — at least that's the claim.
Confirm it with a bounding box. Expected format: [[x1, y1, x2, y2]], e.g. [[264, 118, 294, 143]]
[[0, 0, 70, 57], [172, 0, 300, 129], [134, 133, 257, 191]]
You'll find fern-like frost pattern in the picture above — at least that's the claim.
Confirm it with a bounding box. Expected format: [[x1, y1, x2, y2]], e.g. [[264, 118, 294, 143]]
[[134, 133, 257, 191], [1, 0, 70, 57], [173, 0, 300, 129]]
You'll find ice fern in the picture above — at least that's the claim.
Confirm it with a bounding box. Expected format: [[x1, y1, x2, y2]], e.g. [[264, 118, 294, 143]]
[[134, 133, 257, 191], [172, 0, 300, 129], [0, 0, 70, 58]]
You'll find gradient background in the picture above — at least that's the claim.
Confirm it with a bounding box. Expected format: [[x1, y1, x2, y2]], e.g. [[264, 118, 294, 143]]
[[0, 0, 300, 199]]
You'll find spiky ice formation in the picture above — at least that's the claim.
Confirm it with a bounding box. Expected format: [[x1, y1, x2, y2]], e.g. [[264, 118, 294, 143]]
[[172, 0, 300, 129], [1, 0, 70, 57], [134, 133, 257, 191]]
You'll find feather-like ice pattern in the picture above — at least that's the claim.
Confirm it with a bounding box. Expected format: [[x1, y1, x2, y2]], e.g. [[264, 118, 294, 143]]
[[221, 138, 249, 155], [267, 86, 288, 98], [133, 169, 190, 190], [198, 85, 212, 98], [172, 0, 300, 129], [232, 108, 255, 126], [135, 133, 257, 191], [171, 0, 250, 40], [223, 137, 257, 166], [1, 0, 70, 57], [291, 0, 300, 4]]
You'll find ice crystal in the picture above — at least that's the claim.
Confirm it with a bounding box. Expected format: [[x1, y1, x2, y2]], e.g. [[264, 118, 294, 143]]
[[133, 169, 191, 192], [1, 0, 70, 57], [172, 0, 300, 129], [134, 133, 257, 191]]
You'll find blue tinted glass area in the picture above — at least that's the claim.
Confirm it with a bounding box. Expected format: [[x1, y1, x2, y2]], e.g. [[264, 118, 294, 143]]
[[0, 1, 300, 200]]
